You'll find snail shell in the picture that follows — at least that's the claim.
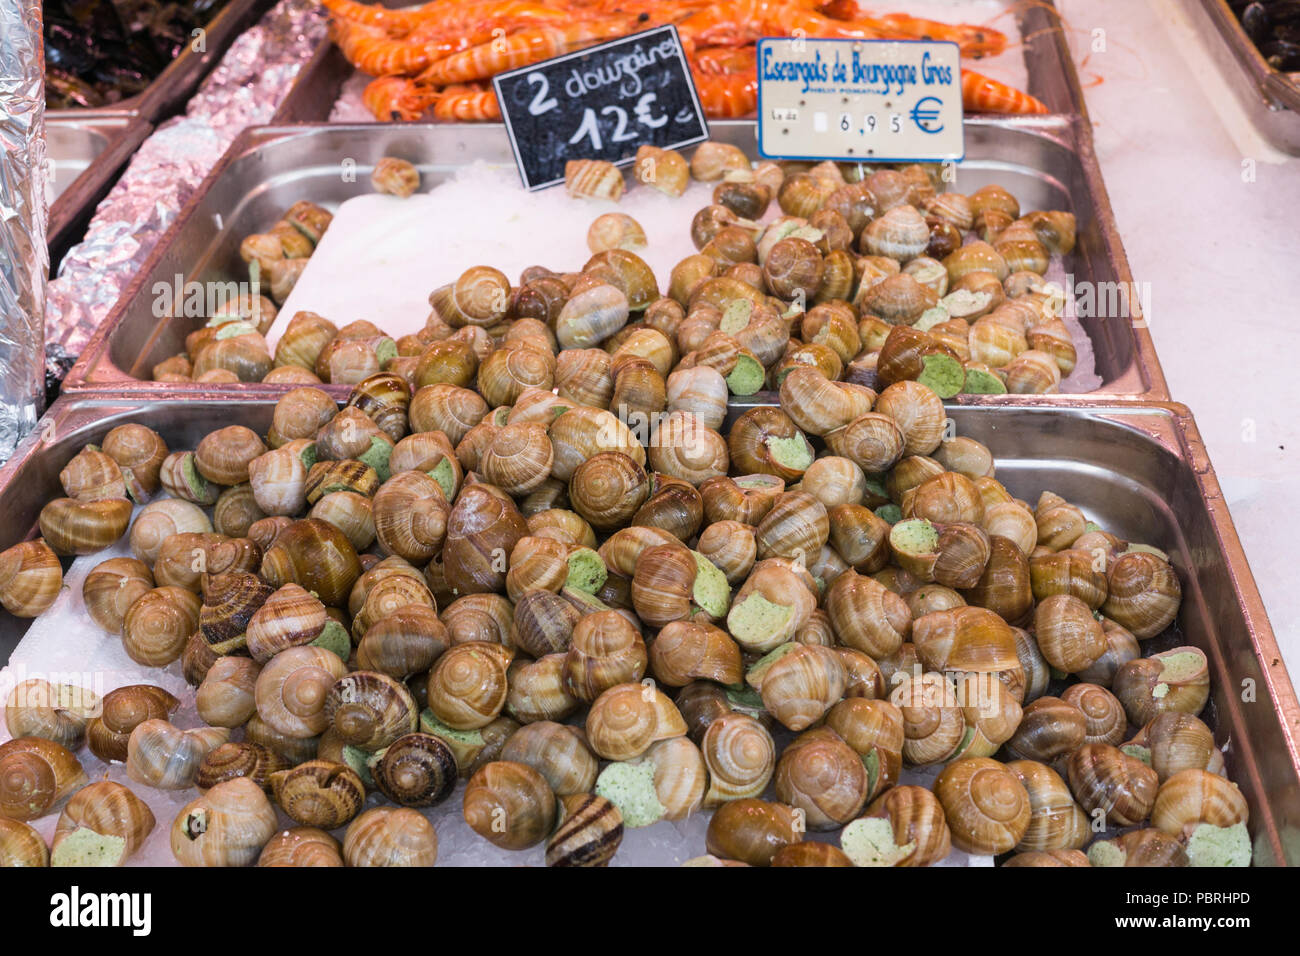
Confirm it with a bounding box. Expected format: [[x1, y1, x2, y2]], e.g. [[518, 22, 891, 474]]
[[426, 642, 511, 730], [648, 620, 742, 687], [86, 684, 179, 763], [1004, 696, 1087, 764], [1101, 550, 1182, 640], [0, 818, 48, 867], [371, 471, 450, 564], [509, 588, 580, 654], [592, 734, 701, 828], [1130, 712, 1223, 781], [548, 405, 645, 482], [1087, 828, 1188, 867], [935, 756, 1032, 855], [570, 453, 650, 532], [0, 737, 88, 821], [38, 497, 132, 555], [1003, 849, 1091, 867], [754, 491, 828, 564], [1060, 682, 1127, 746], [195, 742, 289, 792], [0, 539, 62, 618], [196, 656, 262, 728], [631, 543, 713, 628], [50, 781, 155, 866], [824, 698, 903, 798], [824, 569, 911, 658], [705, 798, 799, 867], [357, 604, 449, 679], [701, 712, 776, 807], [1075, 618, 1141, 688], [746, 642, 846, 732], [247, 439, 315, 517], [244, 714, 319, 766], [770, 842, 855, 867], [126, 500, 210, 567], [102, 423, 168, 502], [160, 452, 220, 506], [441, 592, 514, 648], [126, 720, 229, 790], [270, 759, 365, 828], [171, 777, 278, 867], [696, 520, 756, 585], [912, 604, 1025, 702], [199, 572, 274, 652], [1113, 646, 1210, 726], [59, 446, 126, 501], [3, 679, 100, 751], [501, 721, 599, 796], [546, 793, 623, 867], [1029, 548, 1108, 609], [260, 518, 362, 609], [258, 826, 344, 867], [463, 760, 558, 850], [83, 557, 153, 634], [585, 683, 687, 762], [1151, 768, 1248, 839], [442, 484, 529, 596], [245, 583, 329, 663], [255, 646, 349, 739], [726, 562, 816, 654], [352, 563, 435, 638], [1005, 759, 1090, 852], [325, 671, 419, 751], [195, 425, 267, 486], [1034, 593, 1106, 674], [563, 610, 647, 702], [1066, 743, 1158, 828], [962, 534, 1034, 624], [371, 733, 458, 807], [774, 727, 868, 830], [506, 653, 581, 725], [841, 785, 952, 867], [121, 586, 202, 667], [343, 807, 438, 867], [890, 672, 965, 766]]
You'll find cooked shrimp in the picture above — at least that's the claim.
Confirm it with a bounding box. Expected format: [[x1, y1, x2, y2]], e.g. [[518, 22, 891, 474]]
[[417, 17, 636, 85], [961, 69, 1048, 114], [362, 75, 436, 121], [690, 46, 759, 118], [432, 83, 502, 121]]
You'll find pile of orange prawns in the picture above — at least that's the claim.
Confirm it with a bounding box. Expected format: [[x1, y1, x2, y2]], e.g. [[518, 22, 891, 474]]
[[321, 0, 1047, 123]]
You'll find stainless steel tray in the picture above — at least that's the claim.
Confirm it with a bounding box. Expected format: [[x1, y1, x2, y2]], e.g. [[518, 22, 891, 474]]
[[1191, 0, 1300, 154], [47, 114, 153, 267], [62, 119, 1169, 399], [273, 0, 1090, 123], [46, 0, 273, 124], [0, 396, 1293, 863]]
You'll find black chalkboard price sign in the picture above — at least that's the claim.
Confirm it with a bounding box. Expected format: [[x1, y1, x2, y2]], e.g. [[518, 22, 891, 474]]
[[493, 25, 710, 191]]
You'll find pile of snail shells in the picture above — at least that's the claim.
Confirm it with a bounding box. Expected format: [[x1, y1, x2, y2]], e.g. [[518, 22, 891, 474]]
[[0, 368, 1247, 869], [151, 142, 1078, 405]]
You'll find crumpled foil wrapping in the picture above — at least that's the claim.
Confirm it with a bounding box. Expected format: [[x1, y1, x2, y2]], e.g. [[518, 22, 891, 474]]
[[0, 0, 49, 462], [43, 0, 328, 379]]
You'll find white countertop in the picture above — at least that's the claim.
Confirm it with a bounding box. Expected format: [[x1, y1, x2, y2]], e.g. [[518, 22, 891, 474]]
[[1056, 0, 1300, 674]]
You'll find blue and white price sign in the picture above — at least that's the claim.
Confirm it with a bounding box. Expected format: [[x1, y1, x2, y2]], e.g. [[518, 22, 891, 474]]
[[756, 38, 964, 163]]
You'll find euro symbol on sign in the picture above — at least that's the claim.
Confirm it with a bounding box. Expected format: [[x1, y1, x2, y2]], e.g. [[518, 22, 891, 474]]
[[910, 96, 944, 134]]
